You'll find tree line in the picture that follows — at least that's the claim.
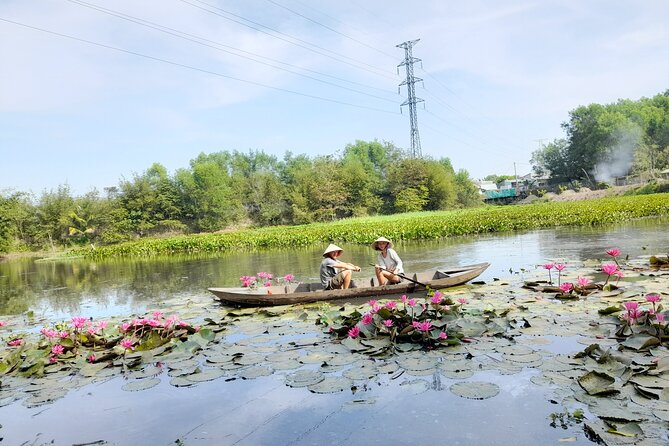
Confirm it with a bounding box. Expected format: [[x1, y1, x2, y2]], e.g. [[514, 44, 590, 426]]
[[531, 90, 669, 185], [0, 140, 482, 253]]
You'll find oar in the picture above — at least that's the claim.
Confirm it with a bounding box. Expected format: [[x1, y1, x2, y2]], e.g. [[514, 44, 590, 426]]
[[369, 264, 427, 287]]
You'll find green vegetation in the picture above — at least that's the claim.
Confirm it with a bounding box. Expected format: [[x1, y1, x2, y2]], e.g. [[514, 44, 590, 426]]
[[532, 90, 669, 184], [0, 140, 481, 254], [72, 194, 669, 259]]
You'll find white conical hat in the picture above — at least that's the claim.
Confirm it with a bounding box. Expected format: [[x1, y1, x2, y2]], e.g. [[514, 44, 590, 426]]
[[323, 243, 343, 256], [372, 237, 393, 250]]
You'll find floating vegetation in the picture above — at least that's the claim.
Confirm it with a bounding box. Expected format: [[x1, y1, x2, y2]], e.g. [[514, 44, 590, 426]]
[[69, 193, 669, 259]]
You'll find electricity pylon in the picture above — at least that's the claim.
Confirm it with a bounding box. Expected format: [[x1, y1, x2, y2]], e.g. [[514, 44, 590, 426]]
[[397, 39, 424, 158]]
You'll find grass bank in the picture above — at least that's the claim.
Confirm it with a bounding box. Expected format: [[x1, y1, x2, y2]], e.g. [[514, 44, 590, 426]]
[[71, 193, 669, 259]]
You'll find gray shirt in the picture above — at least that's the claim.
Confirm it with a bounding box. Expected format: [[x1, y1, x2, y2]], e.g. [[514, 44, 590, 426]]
[[320, 257, 338, 288]]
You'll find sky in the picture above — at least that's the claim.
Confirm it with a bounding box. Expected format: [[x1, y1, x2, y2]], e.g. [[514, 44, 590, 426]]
[[1, 0, 668, 196]]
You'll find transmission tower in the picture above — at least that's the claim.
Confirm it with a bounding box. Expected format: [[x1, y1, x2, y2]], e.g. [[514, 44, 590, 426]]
[[397, 39, 424, 158]]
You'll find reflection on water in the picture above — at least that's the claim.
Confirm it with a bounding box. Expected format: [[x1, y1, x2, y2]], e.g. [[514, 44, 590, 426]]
[[1, 216, 667, 318]]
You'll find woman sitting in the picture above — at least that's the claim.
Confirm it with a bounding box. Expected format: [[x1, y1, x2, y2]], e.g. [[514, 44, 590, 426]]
[[372, 237, 404, 286]]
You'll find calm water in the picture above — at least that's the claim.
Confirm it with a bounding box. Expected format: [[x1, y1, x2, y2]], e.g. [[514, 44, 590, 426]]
[[1, 217, 667, 445], [1, 216, 667, 318]]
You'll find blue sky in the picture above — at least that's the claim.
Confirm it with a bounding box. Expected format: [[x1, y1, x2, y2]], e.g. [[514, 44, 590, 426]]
[[2, 0, 668, 195]]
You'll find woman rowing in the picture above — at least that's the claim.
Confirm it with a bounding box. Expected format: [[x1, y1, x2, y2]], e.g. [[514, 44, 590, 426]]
[[320, 244, 361, 290], [372, 236, 404, 286]]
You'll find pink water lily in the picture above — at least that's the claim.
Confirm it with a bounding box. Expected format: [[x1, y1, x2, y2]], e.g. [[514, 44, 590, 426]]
[[347, 326, 360, 338], [457, 298, 467, 305], [0, 321, 5, 327], [8, 338, 24, 346], [283, 274, 295, 283], [51, 344, 65, 355], [606, 248, 621, 258], [542, 263, 555, 284], [88, 354, 96, 363], [416, 321, 432, 332], [361, 313, 374, 325], [646, 293, 661, 303], [408, 299, 417, 307], [439, 332, 448, 339], [577, 276, 591, 287], [430, 295, 442, 304], [71, 316, 88, 329], [385, 301, 397, 309], [559, 282, 573, 293], [655, 313, 666, 323], [555, 263, 566, 271], [120, 338, 135, 350], [383, 319, 394, 327]]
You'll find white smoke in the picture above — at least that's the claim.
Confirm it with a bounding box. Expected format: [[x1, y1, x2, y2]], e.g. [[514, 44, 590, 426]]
[[593, 125, 643, 183]]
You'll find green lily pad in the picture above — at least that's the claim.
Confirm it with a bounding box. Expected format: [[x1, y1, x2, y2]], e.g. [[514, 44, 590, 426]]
[[449, 381, 500, 399], [308, 376, 352, 393], [285, 370, 324, 388], [621, 334, 661, 351], [121, 377, 160, 392], [578, 371, 618, 396], [185, 369, 226, 382], [238, 366, 273, 379]]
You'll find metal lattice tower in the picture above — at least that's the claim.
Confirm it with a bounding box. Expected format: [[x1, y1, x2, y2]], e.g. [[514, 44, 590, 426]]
[[397, 39, 424, 158]]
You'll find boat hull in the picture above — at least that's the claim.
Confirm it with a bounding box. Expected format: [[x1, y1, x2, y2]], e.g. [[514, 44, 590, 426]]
[[208, 262, 489, 307]]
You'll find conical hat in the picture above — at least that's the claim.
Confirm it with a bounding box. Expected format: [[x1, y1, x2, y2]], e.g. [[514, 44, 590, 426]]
[[323, 244, 343, 256], [372, 237, 393, 250]]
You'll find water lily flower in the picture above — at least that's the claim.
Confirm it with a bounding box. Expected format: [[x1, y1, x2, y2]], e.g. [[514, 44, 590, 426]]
[[577, 276, 590, 287], [283, 274, 295, 283], [49, 356, 58, 364], [622, 301, 639, 311], [368, 300, 378, 307], [263, 281, 272, 287], [416, 321, 432, 332], [385, 301, 397, 309], [120, 338, 135, 350], [457, 298, 467, 305], [59, 331, 70, 338], [347, 326, 360, 338], [361, 313, 374, 325], [656, 313, 666, 323], [439, 332, 448, 340], [606, 248, 621, 258], [400, 295, 408, 303], [559, 282, 573, 293], [554, 263, 566, 271], [430, 295, 442, 304], [152, 311, 163, 319], [51, 344, 65, 355], [88, 354, 96, 363], [433, 291, 443, 301], [120, 323, 131, 332], [408, 299, 417, 307], [383, 319, 394, 327], [71, 316, 88, 329], [8, 338, 24, 347], [542, 263, 555, 270], [646, 293, 662, 303], [0, 321, 5, 327]]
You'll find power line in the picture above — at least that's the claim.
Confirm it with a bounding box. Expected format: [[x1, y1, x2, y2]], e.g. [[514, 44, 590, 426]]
[[264, 0, 396, 60], [177, 0, 397, 80], [65, 0, 399, 104], [0, 17, 401, 115]]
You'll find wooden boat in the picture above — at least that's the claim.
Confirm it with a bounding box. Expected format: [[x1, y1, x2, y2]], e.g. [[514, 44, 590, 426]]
[[208, 262, 490, 307]]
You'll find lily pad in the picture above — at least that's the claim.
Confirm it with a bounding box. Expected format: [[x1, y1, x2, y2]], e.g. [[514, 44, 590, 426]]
[[308, 376, 352, 393], [238, 366, 273, 379], [121, 377, 161, 392], [285, 370, 324, 388], [578, 371, 618, 396], [185, 369, 226, 382], [621, 334, 661, 351], [449, 381, 500, 399]]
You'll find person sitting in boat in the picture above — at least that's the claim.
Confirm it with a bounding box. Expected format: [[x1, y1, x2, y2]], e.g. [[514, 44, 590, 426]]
[[320, 244, 361, 290], [372, 236, 404, 286]]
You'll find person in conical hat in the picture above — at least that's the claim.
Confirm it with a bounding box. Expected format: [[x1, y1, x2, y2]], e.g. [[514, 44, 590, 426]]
[[372, 237, 404, 286], [320, 244, 361, 290]]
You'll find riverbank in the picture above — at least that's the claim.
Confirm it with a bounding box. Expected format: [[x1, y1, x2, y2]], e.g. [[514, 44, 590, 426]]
[[66, 193, 669, 259]]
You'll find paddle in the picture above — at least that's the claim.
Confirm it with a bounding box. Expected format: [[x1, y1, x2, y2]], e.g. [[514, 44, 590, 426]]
[[369, 264, 427, 287]]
